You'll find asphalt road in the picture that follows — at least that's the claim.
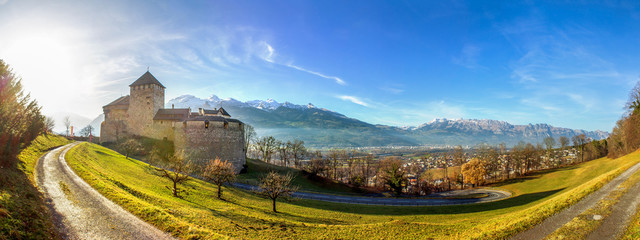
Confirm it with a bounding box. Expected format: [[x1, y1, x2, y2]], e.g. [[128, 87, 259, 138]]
[[510, 161, 640, 240], [587, 177, 640, 240], [35, 143, 174, 240], [232, 183, 511, 206]]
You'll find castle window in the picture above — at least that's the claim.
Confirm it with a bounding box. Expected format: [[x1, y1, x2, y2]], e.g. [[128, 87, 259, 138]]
[[205, 120, 209, 129], [224, 122, 228, 129]]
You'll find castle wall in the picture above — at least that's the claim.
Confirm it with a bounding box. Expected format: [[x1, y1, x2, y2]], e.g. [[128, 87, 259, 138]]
[[101, 107, 129, 143], [150, 120, 177, 141], [174, 121, 246, 173], [128, 84, 164, 137]]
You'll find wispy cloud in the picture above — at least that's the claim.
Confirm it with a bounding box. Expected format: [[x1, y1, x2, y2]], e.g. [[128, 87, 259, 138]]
[[287, 63, 347, 85], [452, 44, 484, 69], [337, 95, 370, 107], [379, 86, 404, 94], [256, 41, 347, 86]]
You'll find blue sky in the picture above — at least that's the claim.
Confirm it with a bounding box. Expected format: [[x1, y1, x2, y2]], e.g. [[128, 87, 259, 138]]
[[1, 0, 639, 131]]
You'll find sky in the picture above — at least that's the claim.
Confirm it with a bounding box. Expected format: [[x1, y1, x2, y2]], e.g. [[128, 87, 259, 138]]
[[1, 0, 639, 132]]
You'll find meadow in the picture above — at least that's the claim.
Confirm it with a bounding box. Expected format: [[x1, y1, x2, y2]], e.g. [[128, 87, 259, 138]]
[[65, 142, 640, 239], [0, 135, 72, 239]]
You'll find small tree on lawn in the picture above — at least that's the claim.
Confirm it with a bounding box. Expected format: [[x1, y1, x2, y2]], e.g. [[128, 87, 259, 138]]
[[118, 138, 141, 159], [203, 157, 236, 199], [257, 171, 299, 212], [462, 158, 487, 188], [151, 150, 193, 197]]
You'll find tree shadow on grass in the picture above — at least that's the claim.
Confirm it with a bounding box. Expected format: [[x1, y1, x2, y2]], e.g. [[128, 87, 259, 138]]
[[286, 188, 565, 216]]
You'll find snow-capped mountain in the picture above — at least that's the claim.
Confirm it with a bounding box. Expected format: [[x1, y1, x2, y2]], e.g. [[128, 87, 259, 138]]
[[164, 95, 609, 147], [169, 94, 315, 111]]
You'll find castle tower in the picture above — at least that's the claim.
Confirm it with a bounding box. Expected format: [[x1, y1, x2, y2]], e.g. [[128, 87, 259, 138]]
[[127, 71, 165, 136]]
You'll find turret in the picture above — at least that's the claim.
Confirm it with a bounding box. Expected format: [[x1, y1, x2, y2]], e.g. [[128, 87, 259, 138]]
[[127, 71, 165, 136]]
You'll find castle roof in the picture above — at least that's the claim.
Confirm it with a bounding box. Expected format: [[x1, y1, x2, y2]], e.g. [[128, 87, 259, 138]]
[[129, 71, 165, 88], [103, 95, 130, 108], [200, 107, 231, 117], [154, 108, 190, 121], [186, 115, 242, 123]]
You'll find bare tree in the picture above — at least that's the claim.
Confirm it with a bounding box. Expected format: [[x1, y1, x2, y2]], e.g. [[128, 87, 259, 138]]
[[277, 140, 290, 167], [242, 124, 256, 158], [151, 150, 193, 197], [203, 157, 236, 199], [44, 116, 55, 135], [559, 136, 570, 150], [255, 136, 278, 163], [307, 151, 326, 176], [362, 154, 376, 187], [118, 138, 141, 159], [256, 171, 299, 212], [289, 139, 306, 168], [79, 125, 94, 138], [572, 134, 588, 162], [543, 136, 557, 167], [63, 116, 71, 137]]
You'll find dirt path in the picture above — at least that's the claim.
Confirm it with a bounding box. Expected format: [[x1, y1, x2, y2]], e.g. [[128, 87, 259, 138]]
[[511, 161, 640, 240], [233, 183, 511, 206], [35, 143, 174, 240], [586, 180, 640, 240]]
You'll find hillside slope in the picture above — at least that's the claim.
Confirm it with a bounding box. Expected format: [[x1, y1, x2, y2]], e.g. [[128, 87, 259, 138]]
[[65, 142, 640, 239]]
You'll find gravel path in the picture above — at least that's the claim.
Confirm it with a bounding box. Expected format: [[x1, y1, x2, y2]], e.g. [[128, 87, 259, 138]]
[[232, 183, 511, 206], [511, 161, 640, 240], [35, 143, 174, 240], [586, 179, 640, 240]]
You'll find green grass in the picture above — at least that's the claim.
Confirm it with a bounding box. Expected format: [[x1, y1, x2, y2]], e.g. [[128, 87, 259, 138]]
[[237, 158, 369, 196], [65, 143, 640, 239], [0, 134, 72, 240]]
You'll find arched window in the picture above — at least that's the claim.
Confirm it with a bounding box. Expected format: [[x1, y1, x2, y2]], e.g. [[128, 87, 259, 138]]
[[205, 120, 209, 129]]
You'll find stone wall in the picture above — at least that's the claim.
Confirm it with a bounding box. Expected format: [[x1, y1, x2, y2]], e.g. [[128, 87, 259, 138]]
[[174, 121, 246, 173], [150, 120, 177, 141], [127, 84, 164, 137], [101, 107, 129, 143]]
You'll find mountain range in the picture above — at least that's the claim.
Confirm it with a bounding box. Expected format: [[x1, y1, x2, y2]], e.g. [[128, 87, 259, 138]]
[[166, 95, 609, 148]]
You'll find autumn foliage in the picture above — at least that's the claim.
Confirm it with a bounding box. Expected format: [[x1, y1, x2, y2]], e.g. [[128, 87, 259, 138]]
[[462, 158, 487, 187]]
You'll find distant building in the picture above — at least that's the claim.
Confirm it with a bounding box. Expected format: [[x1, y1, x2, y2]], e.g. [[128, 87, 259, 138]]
[[100, 71, 246, 172]]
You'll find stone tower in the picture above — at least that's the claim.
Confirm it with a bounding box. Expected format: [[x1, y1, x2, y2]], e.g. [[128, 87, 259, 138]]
[[127, 71, 165, 136]]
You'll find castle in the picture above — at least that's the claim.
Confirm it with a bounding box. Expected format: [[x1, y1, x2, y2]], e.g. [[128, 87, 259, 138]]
[[100, 71, 246, 172]]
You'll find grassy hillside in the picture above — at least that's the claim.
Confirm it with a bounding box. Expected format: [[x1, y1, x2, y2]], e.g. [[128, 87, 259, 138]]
[[238, 158, 371, 196], [0, 135, 72, 239], [65, 142, 640, 239]]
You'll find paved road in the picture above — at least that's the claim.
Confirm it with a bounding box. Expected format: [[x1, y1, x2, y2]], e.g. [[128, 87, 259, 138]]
[[35, 143, 174, 240], [587, 178, 640, 240], [511, 161, 640, 240], [232, 183, 511, 206]]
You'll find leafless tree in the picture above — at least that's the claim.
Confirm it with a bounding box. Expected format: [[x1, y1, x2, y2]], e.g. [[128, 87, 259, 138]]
[[203, 157, 236, 199], [559, 136, 570, 150], [277, 140, 290, 167], [242, 124, 256, 158], [151, 150, 193, 197], [256, 171, 299, 212], [44, 116, 55, 135], [572, 134, 588, 162], [63, 116, 71, 137], [289, 139, 306, 168], [119, 138, 141, 159], [255, 136, 278, 163]]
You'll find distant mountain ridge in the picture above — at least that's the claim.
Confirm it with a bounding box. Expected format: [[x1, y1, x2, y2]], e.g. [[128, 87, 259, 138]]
[[166, 94, 609, 148]]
